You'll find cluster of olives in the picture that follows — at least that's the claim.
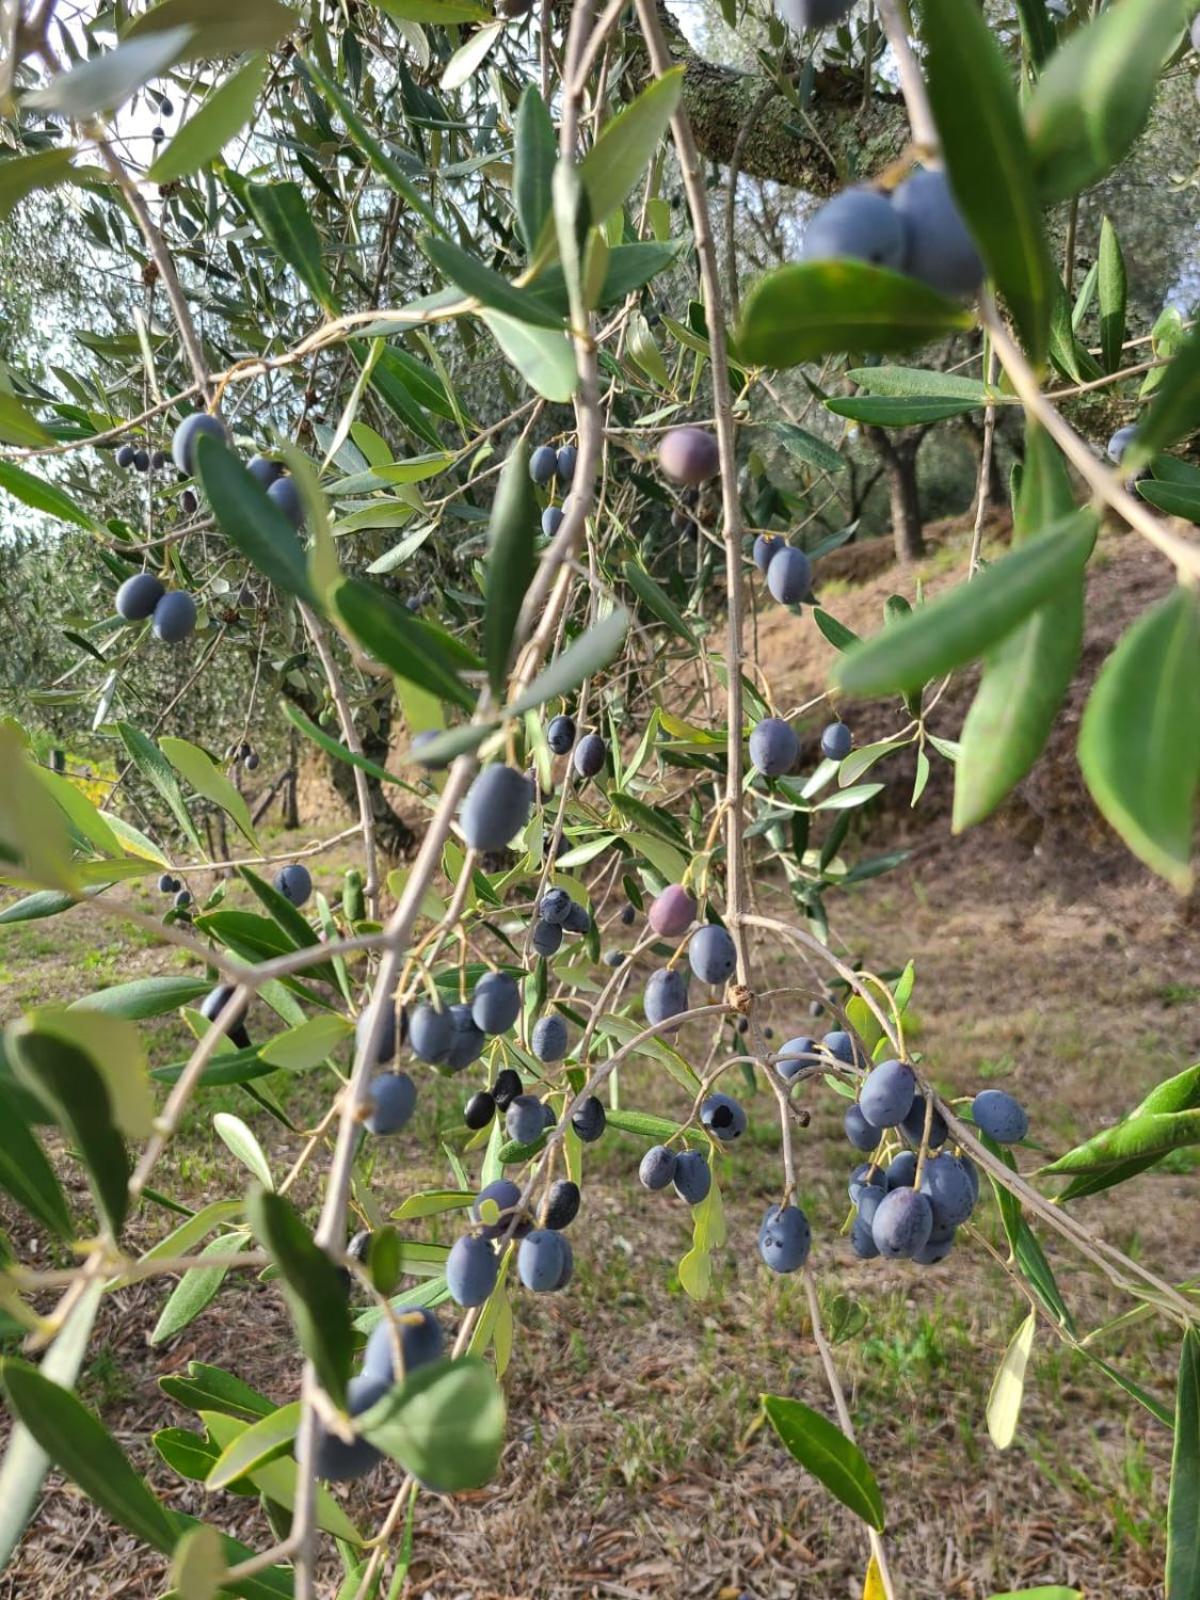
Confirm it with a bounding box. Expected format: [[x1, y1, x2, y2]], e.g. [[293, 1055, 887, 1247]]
[[156, 871, 191, 913], [748, 713, 854, 779], [529, 439, 577, 538]]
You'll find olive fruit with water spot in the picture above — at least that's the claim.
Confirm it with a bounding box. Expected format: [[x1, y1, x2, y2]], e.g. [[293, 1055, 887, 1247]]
[[506, 1094, 546, 1145], [247, 455, 284, 488], [172, 412, 228, 474], [823, 1030, 857, 1066], [409, 1002, 453, 1064], [200, 984, 251, 1049], [658, 426, 720, 485], [446, 1234, 499, 1306], [871, 1187, 933, 1259], [540, 888, 572, 926], [546, 714, 575, 754], [859, 1058, 917, 1129], [491, 1068, 522, 1110], [531, 1014, 569, 1062], [273, 862, 312, 907], [775, 0, 854, 29], [644, 968, 689, 1026], [639, 1145, 677, 1190], [152, 591, 198, 643], [802, 187, 905, 269], [464, 1091, 495, 1130], [531, 919, 563, 957], [844, 1104, 878, 1152], [749, 716, 799, 777], [688, 924, 737, 986], [518, 1228, 567, 1292], [529, 444, 558, 485], [443, 1003, 485, 1071], [919, 1152, 976, 1230], [542, 1179, 580, 1231], [116, 572, 165, 621], [758, 1204, 811, 1272], [672, 1150, 711, 1205], [766, 546, 812, 605], [573, 733, 606, 779], [886, 1150, 918, 1189], [753, 533, 784, 574], [313, 1373, 387, 1482], [471, 970, 521, 1035], [902, 1092, 948, 1148], [648, 885, 696, 938], [472, 1178, 523, 1239], [572, 1096, 606, 1143], [777, 1036, 815, 1080], [893, 168, 984, 297], [363, 1307, 443, 1384], [364, 1073, 417, 1136], [972, 1088, 1028, 1143], [460, 765, 533, 851], [821, 721, 853, 762], [701, 1091, 747, 1141]]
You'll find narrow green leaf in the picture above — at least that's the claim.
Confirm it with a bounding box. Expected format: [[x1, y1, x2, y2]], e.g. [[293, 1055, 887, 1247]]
[[601, 1108, 680, 1141], [281, 699, 401, 785], [423, 236, 561, 328], [124, 0, 297, 59], [366, 0, 488, 18], [245, 180, 337, 312], [6, 1023, 129, 1236], [826, 395, 979, 426], [160, 736, 258, 847], [399, 720, 495, 769], [27, 28, 192, 117], [813, 607, 859, 651], [0, 1282, 103, 1569], [151, 1233, 247, 1344], [70, 976, 211, 1020], [761, 1393, 884, 1530], [1168, 1329, 1200, 1598], [0, 1359, 178, 1551], [579, 70, 684, 227], [1127, 325, 1200, 469], [148, 54, 267, 182], [336, 579, 475, 709], [835, 511, 1096, 697], [954, 426, 1082, 829], [0, 1082, 73, 1238], [846, 366, 996, 402], [257, 1015, 352, 1072], [480, 312, 577, 402], [1045, 1109, 1200, 1177], [1026, 0, 1190, 204], [0, 459, 93, 527], [987, 1311, 1035, 1449], [0, 148, 77, 226], [1078, 586, 1200, 891], [0, 390, 52, 447], [1098, 216, 1127, 375], [207, 1402, 301, 1490], [516, 86, 559, 255], [1013, 0, 1057, 65], [505, 609, 630, 717], [484, 441, 538, 697], [247, 1187, 354, 1403], [195, 436, 317, 606], [357, 1355, 505, 1491], [920, 0, 1055, 362], [767, 421, 846, 474], [622, 560, 697, 644], [1138, 481, 1200, 524], [117, 723, 203, 850], [738, 261, 973, 367], [213, 1114, 273, 1189], [170, 1523, 226, 1600]]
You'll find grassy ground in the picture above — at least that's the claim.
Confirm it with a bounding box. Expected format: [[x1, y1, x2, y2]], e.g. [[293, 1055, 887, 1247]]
[[2, 524, 1195, 1599]]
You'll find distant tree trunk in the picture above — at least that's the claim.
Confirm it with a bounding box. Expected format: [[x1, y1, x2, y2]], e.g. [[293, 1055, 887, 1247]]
[[863, 424, 927, 563], [281, 682, 414, 857]]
